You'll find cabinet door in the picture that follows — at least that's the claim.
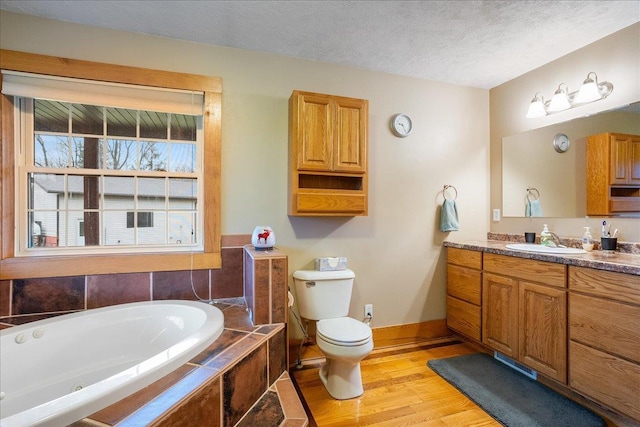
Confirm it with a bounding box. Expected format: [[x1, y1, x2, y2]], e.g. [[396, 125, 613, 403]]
[[610, 134, 630, 184], [333, 97, 367, 173], [297, 93, 333, 171], [630, 135, 640, 184], [519, 282, 567, 383], [483, 273, 518, 358]]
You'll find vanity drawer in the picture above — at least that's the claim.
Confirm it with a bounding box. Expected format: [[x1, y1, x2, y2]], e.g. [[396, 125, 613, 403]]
[[570, 341, 640, 421], [446, 296, 481, 341], [447, 264, 481, 305], [483, 253, 566, 288], [447, 247, 482, 269], [569, 266, 640, 305], [570, 292, 640, 363]]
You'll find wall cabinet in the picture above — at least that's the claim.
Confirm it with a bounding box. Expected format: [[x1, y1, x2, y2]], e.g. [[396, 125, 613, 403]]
[[446, 248, 482, 341], [288, 90, 368, 216], [586, 132, 640, 215], [482, 254, 567, 383], [568, 266, 640, 421]]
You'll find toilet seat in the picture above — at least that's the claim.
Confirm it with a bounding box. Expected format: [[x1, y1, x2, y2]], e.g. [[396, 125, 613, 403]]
[[317, 317, 372, 347]]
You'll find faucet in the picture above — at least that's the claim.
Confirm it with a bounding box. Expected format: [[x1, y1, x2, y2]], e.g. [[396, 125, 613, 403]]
[[548, 232, 565, 248]]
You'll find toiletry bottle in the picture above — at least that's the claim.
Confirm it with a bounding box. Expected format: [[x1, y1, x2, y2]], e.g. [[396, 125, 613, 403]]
[[540, 224, 552, 246], [582, 227, 594, 251]]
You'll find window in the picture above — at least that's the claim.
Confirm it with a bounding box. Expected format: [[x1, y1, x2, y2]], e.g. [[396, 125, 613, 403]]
[[18, 95, 201, 252], [127, 212, 154, 229], [1, 50, 222, 279]]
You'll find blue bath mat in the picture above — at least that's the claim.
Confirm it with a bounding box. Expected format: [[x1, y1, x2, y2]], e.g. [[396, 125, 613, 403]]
[[428, 353, 605, 427]]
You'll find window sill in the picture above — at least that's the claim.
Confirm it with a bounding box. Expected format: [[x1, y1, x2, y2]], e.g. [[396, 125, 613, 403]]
[[0, 251, 221, 279]]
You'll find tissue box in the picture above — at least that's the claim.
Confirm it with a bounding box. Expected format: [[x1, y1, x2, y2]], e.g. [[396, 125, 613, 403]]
[[315, 257, 348, 271]]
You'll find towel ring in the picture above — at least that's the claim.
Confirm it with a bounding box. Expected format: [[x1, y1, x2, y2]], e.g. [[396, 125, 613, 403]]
[[444, 185, 458, 200], [526, 187, 540, 201]]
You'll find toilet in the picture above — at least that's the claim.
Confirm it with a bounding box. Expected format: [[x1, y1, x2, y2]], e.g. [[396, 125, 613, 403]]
[[293, 269, 373, 400]]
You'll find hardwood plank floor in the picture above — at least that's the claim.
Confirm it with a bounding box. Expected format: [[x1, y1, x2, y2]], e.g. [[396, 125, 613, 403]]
[[291, 340, 634, 427]]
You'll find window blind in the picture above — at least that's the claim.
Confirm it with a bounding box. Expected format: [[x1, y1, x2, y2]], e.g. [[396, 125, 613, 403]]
[[1, 70, 204, 116]]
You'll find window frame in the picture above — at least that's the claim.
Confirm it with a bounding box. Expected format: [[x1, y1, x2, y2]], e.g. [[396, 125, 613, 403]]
[[1, 49, 222, 279]]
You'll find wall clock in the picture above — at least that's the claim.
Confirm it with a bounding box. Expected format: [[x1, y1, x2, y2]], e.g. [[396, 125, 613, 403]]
[[552, 133, 570, 153], [390, 113, 412, 137]]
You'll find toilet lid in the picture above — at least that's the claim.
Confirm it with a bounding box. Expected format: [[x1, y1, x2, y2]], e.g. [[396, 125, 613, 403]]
[[317, 317, 372, 346]]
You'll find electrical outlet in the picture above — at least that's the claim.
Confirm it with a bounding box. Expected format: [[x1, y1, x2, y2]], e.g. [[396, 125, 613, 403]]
[[493, 209, 501, 222], [364, 304, 373, 318]]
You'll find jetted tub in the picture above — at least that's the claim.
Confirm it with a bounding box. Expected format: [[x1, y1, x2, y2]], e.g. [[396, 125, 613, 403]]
[[0, 300, 224, 427]]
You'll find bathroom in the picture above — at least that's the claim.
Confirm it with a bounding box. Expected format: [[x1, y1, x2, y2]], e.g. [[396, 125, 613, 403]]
[[1, 4, 639, 426]]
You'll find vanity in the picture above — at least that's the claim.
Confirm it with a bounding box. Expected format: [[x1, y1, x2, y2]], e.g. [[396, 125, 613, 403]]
[[444, 239, 640, 422]]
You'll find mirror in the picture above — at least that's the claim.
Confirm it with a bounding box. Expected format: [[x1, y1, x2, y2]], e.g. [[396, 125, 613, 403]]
[[502, 102, 640, 217]]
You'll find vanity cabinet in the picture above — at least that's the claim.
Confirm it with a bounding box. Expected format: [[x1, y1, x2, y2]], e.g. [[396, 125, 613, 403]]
[[568, 266, 640, 421], [446, 248, 482, 341], [288, 90, 368, 216], [586, 132, 640, 215], [482, 253, 567, 383]]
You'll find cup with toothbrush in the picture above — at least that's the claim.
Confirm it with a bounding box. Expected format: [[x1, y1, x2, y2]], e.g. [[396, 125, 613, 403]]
[[600, 221, 618, 252]]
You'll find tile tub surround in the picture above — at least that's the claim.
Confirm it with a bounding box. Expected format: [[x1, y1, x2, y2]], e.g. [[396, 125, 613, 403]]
[[445, 237, 640, 276], [0, 235, 250, 320], [1, 237, 307, 425], [3, 298, 307, 427]]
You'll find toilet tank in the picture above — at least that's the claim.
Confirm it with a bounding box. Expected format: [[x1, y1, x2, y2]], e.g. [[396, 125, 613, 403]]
[[293, 269, 355, 320]]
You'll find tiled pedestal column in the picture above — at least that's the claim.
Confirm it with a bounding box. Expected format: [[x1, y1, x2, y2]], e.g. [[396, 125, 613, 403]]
[[243, 245, 289, 367]]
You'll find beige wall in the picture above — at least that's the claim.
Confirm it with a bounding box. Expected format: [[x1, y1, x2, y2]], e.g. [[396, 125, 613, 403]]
[[0, 11, 490, 331], [490, 23, 640, 242]]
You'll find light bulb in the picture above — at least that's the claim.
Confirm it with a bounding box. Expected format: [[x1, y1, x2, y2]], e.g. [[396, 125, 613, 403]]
[[525, 93, 546, 118], [547, 85, 570, 112], [575, 73, 601, 104]]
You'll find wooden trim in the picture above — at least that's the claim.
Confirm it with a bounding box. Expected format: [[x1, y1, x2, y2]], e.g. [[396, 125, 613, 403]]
[[203, 91, 222, 254], [289, 320, 453, 365], [372, 319, 451, 348], [0, 50, 222, 279], [0, 252, 221, 279], [0, 94, 15, 261], [0, 49, 221, 93]]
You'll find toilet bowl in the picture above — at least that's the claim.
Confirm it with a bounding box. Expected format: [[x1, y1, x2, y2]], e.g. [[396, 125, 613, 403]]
[[315, 317, 373, 399], [292, 268, 374, 400]]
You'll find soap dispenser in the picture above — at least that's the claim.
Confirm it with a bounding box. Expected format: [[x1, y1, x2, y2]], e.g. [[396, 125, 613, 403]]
[[582, 227, 594, 251], [540, 224, 552, 246]]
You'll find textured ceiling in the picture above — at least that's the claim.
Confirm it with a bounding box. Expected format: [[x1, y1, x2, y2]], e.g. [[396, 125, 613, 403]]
[[1, 0, 639, 89]]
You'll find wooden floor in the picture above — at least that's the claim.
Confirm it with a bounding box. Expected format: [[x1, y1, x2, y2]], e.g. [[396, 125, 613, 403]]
[[291, 340, 633, 427]]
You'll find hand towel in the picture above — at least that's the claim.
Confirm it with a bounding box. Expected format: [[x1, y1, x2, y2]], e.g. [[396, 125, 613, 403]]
[[440, 199, 459, 232], [525, 199, 543, 217]]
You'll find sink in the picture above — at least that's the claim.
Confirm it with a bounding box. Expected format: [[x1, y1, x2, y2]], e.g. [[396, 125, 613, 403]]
[[505, 243, 587, 254]]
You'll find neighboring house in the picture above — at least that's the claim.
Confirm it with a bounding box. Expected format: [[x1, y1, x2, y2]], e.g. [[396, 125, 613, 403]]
[[32, 174, 197, 247]]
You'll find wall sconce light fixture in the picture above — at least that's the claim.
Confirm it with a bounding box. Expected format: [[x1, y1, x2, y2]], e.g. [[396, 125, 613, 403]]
[[526, 72, 613, 118]]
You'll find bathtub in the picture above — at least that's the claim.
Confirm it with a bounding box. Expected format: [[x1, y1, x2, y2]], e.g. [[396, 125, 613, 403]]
[[0, 300, 224, 427]]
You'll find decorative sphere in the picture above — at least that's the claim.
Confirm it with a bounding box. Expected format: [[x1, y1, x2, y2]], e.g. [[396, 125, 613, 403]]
[[251, 226, 275, 250]]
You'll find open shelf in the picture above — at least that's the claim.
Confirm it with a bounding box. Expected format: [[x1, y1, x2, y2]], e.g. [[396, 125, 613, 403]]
[[298, 174, 363, 191]]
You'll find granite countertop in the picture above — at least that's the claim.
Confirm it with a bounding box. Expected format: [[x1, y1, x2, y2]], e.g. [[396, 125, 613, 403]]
[[444, 239, 640, 276]]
